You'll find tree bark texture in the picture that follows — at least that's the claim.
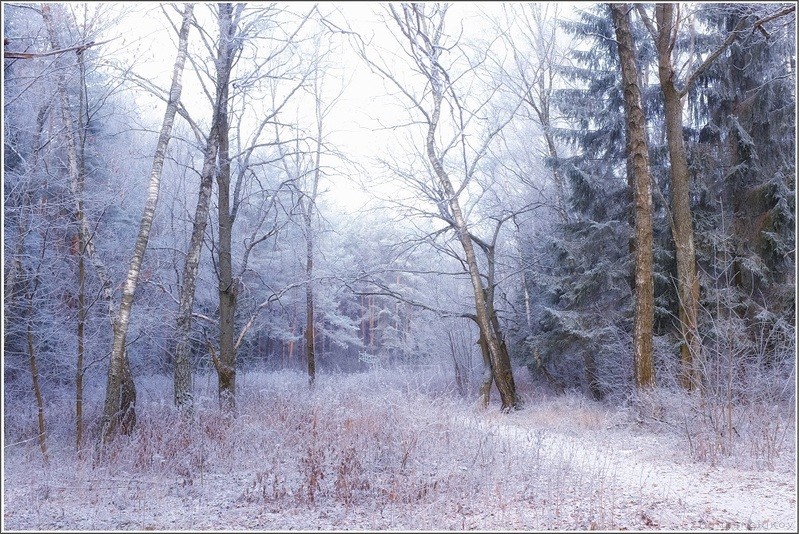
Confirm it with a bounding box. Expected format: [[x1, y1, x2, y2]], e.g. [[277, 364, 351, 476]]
[[476, 328, 493, 408], [654, 4, 702, 390], [215, 4, 237, 410], [425, 71, 520, 411], [173, 3, 236, 412], [305, 231, 316, 386], [611, 3, 656, 389], [100, 3, 194, 441]]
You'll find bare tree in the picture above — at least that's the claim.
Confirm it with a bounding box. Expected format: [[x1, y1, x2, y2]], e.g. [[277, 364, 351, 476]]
[[610, 3, 655, 389], [280, 65, 326, 388], [170, 2, 236, 414], [39, 2, 133, 449], [99, 3, 194, 442], [270, 28, 348, 386], [302, 69, 325, 387], [496, 3, 572, 224], [191, 3, 315, 409], [355, 3, 522, 410]]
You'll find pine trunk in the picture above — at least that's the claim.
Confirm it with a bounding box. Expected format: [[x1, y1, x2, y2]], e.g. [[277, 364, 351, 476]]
[[40, 3, 137, 445], [611, 3, 656, 389], [654, 4, 701, 390]]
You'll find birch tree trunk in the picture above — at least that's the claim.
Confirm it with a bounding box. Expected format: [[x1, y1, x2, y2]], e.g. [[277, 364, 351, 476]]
[[611, 3, 655, 389], [100, 3, 195, 442], [173, 3, 236, 412], [173, 127, 218, 412]]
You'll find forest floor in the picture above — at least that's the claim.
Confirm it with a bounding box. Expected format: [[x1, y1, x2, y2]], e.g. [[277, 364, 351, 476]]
[[2, 368, 796, 532]]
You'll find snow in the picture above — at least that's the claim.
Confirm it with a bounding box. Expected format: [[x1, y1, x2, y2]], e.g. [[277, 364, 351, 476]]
[[3, 369, 796, 531]]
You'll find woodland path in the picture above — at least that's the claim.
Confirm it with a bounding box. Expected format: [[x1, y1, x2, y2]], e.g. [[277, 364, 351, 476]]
[[467, 408, 798, 530]]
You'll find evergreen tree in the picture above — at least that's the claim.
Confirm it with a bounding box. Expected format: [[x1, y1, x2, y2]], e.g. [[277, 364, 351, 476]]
[[522, 5, 636, 399], [688, 4, 796, 391]]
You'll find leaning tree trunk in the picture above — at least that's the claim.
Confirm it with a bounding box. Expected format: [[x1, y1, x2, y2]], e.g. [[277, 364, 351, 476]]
[[611, 3, 655, 389], [173, 130, 217, 412], [425, 79, 520, 411], [100, 3, 195, 442], [173, 77, 229, 411], [654, 4, 701, 390]]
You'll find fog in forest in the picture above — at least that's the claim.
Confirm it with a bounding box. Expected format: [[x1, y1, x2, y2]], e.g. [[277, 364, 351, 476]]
[[2, 2, 796, 531]]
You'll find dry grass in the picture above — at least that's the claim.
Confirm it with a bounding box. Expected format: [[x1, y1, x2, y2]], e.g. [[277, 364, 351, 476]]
[[3, 366, 796, 531]]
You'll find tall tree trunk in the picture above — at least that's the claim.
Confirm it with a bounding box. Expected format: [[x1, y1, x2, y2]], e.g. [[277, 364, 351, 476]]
[[74, 36, 91, 451], [173, 7, 234, 410], [426, 85, 520, 411], [216, 112, 237, 410], [100, 3, 194, 442], [305, 69, 324, 387], [305, 228, 316, 386], [215, 5, 236, 408], [23, 226, 50, 463], [173, 133, 216, 411], [40, 3, 133, 447], [304, 179, 316, 385], [611, 3, 655, 389], [637, 3, 796, 389], [76, 231, 86, 447], [653, 4, 701, 390], [26, 293, 48, 464]]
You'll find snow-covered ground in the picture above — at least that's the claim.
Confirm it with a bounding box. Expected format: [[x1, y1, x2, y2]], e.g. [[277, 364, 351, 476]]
[[3, 369, 796, 531]]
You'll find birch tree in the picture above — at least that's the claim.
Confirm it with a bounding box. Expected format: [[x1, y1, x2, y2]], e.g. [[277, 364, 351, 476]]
[[100, 3, 194, 442], [170, 2, 236, 413], [39, 2, 134, 448], [194, 3, 314, 409]]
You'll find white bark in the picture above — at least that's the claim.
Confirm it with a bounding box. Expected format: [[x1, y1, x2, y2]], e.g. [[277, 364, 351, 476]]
[[100, 3, 195, 441]]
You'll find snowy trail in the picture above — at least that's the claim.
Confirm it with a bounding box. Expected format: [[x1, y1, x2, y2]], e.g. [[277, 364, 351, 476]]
[[462, 412, 797, 530]]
